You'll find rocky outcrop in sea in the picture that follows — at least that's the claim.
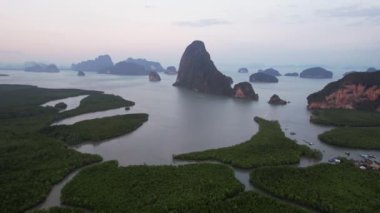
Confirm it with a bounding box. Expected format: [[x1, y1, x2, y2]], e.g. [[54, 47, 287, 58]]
[[268, 94, 287, 105], [249, 72, 279, 83], [259, 68, 281, 76], [149, 71, 161, 82], [300, 67, 333, 79], [233, 82, 258, 100]]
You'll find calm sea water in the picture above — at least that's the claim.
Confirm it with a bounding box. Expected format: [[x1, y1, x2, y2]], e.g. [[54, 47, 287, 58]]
[[1, 69, 379, 209]]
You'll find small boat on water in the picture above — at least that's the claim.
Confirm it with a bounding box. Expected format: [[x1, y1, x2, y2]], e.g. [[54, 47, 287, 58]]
[[302, 140, 314, 146], [368, 154, 376, 159], [328, 157, 341, 164], [345, 152, 350, 156], [360, 154, 369, 159]]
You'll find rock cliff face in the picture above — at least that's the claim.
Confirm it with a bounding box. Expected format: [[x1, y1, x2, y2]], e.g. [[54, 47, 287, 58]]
[[268, 94, 287, 105], [307, 71, 380, 111], [173, 41, 233, 96], [300, 67, 333, 79], [233, 82, 258, 100], [249, 72, 278, 83], [148, 71, 161, 82], [259, 68, 281, 76], [25, 63, 60, 73], [72, 55, 113, 72]]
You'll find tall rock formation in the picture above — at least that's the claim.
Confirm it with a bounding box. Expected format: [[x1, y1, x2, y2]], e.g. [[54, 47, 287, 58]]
[[307, 71, 380, 111], [71, 55, 113, 72], [173, 41, 233, 96]]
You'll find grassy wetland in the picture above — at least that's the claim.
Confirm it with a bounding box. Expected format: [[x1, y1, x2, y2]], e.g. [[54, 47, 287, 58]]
[[250, 160, 380, 212], [174, 117, 321, 169], [0, 84, 146, 212], [61, 161, 305, 212]]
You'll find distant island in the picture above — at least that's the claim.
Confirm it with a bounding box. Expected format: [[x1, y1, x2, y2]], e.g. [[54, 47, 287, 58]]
[[97, 58, 165, 76], [77, 71, 85, 76], [307, 71, 380, 111], [106, 61, 147, 75], [165, 66, 177, 75], [238, 68, 249, 73], [249, 72, 279, 83], [300, 67, 333, 79], [284, 72, 299, 77], [259, 68, 281, 76], [367, 67, 377, 72], [24, 63, 60, 73], [125, 58, 165, 72], [72, 55, 114, 72]]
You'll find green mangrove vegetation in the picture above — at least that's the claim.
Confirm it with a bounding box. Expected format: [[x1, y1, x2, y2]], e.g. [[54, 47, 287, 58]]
[[319, 127, 380, 150], [0, 85, 99, 119], [250, 160, 380, 212], [42, 113, 148, 145], [174, 117, 321, 169], [0, 84, 147, 212], [57, 93, 135, 120], [32, 207, 85, 213], [62, 161, 245, 212], [194, 191, 306, 213], [310, 109, 380, 127]]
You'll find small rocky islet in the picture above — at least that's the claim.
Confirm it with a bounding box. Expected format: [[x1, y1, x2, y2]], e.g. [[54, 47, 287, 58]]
[[268, 94, 287, 105], [258, 68, 281, 76], [249, 72, 279, 83], [300, 67, 333, 79], [164, 66, 178, 75], [148, 71, 161, 82]]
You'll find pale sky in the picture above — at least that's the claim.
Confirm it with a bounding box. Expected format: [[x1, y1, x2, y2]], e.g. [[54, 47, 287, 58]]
[[0, 0, 380, 68]]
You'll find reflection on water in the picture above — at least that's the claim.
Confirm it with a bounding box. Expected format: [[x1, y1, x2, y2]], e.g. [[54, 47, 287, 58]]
[[42, 95, 88, 112], [52, 107, 130, 126]]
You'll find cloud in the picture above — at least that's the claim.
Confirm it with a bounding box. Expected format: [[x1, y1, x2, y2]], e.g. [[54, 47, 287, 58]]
[[317, 6, 380, 18], [175, 19, 230, 27]]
